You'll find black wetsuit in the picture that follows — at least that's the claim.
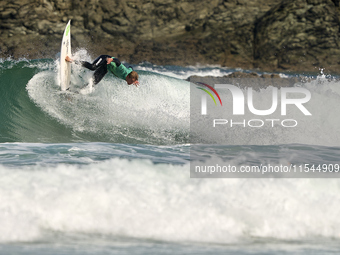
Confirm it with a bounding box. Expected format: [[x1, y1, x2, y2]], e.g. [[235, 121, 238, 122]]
[[79, 55, 122, 85]]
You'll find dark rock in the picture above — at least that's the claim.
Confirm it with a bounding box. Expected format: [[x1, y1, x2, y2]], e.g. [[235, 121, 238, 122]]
[[0, 0, 340, 74], [187, 72, 302, 89], [254, 0, 340, 72], [226, 72, 260, 78]]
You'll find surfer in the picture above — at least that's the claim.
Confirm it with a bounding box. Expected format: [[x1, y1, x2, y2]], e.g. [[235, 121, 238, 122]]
[[65, 55, 139, 86]]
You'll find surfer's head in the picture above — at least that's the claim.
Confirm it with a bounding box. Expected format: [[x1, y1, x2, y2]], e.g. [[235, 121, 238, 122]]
[[126, 71, 139, 85]]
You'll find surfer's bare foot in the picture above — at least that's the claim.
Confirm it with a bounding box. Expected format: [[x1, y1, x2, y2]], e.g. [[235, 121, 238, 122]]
[[65, 56, 72, 62]]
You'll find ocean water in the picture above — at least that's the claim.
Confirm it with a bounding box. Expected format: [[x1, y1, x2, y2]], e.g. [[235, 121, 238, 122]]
[[1, 50, 340, 254]]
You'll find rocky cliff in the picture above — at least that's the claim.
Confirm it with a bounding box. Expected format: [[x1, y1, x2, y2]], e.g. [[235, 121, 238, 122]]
[[1, 0, 340, 73]]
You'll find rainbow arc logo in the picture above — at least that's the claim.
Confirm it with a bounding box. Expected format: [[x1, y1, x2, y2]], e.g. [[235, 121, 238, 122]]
[[196, 82, 223, 106]]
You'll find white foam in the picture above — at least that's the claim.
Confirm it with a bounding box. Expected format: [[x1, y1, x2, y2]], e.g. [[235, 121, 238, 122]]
[[0, 158, 339, 243], [135, 62, 234, 80], [26, 53, 190, 144]]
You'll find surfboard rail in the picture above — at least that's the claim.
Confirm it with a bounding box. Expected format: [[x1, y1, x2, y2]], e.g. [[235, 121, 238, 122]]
[[60, 20, 71, 91]]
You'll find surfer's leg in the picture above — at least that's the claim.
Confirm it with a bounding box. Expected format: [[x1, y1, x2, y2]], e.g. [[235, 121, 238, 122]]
[[93, 65, 108, 85], [81, 55, 110, 71], [81, 61, 96, 71]]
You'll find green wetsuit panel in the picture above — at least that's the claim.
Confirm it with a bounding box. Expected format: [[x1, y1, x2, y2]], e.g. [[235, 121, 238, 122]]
[[107, 58, 133, 80]]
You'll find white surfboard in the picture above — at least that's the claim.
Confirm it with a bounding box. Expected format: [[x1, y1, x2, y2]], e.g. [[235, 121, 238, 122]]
[[60, 20, 71, 91]]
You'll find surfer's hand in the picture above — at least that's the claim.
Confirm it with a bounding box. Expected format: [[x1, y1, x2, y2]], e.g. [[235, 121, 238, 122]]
[[132, 81, 139, 87], [107, 58, 113, 65], [65, 56, 72, 62]]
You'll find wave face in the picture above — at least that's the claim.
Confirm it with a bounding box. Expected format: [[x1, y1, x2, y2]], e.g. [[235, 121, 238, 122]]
[[0, 54, 190, 144], [2, 53, 340, 146]]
